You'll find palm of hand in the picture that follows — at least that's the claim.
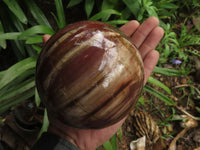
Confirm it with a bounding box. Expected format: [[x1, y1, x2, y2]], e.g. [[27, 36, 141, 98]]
[[44, 17, 164, 150]]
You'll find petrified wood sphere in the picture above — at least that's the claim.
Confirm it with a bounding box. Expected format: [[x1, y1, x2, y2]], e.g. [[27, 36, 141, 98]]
[[36, 21, 144, 129]]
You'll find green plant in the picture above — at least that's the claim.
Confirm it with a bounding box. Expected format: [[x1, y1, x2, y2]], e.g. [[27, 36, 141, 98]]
[[179, 24, 200, 48], [0, 0, 70, 113], [156, 23, 180, 63]]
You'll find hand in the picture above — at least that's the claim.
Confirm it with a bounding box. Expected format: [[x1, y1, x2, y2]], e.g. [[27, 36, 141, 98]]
[[43, 17, 164, 150]]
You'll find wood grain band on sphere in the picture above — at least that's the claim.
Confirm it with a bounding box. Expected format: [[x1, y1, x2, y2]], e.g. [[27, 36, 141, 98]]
[[36, 21, 144, 128]]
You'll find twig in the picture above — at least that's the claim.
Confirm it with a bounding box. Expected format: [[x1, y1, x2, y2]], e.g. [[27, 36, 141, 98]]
[[168, 116, 198, 150], [168, 127, 190, 150], [176, 106, 200, 121], [173, 84, 200, 94]]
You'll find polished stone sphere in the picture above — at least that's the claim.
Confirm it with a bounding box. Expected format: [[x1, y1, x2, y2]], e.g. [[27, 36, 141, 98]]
[[36, 21, 144, 129]]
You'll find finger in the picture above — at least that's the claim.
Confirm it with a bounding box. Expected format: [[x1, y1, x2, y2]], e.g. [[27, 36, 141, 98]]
[[43, 34, 51, 43], [131, 17, 159, 48], [119, 20, 140, 37], [139, 26, 164, 59], [143, 50, 159, 84]]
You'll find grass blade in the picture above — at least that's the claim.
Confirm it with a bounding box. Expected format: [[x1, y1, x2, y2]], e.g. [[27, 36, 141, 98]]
[[85, 0, 95, 18], [144, 85, 175, 105], [0, 87, 35, 114], [67, 0, 82, 8], [0, 32, 21, 40], [37, 109, 49, 139], [118, 127, 122, 141], [0, 69, 35, 97], [122, 0, 140, 18], [35, 88, 41, 107], [103, 140, 113, 150], [101, 0, 115, 21], [148, 76, 171, 94], [32, 45, 42, 54], [106, 20, 129, 26], [24, 0, 52, 28], [101, 0, 115, 10], [18, 25, 55, 40], [111, 134, 117, 150], [55, 0, 66, 29], [0, 77, 35, 101], [153, 66, 188, 76], [89, 9, 121, 21], [0, 57, 36, 90], [25, 44, 37, 57], [26, 35, 43, 44], [0, 20, 6, 49], [8, 10, 25, 32], [2, 0, 27, 24]]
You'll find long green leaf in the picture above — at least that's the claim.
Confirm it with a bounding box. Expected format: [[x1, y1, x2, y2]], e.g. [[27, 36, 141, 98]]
[[123, 0, 140, 18], [148, 76, 171, 94], [51, 12, 60, 29], [0, 87, 35, 114], [2, 0, 27, 24], [153, 66, 187, 76], [89, 9, 121, 21], [26, 35, 43, 44], [0, 57, 36, 90], [35, 88, 41, 107], [0, 77, 35, 101], [101, 0, 115, 10], [32, 45, 42, 54], [8, 10, 25, 32], [0, 69, 35, 96], [106, 20, 129, 26], [13, 40, 27, 58], [111, 134, 117, 150], [118, 127, 122, 141], [55, 0, 66, 29], [0, 32, 21, 40], [146, 6, 158, 18], [103, 140, 113, 150], [37, 109, 49, 139], [0, 20, 6, 49], [85, 0, 95, 18], [101, 0, 115, 21], [1, 12, 26, 58], [24, 0, 52, 28], [18, 25, 55, 40], [121, 7, 132, 20], [67, 0, 82, 8], [159, 3, 179, 9], [144, 85, 175, 105], [0, 70, 6, 79]]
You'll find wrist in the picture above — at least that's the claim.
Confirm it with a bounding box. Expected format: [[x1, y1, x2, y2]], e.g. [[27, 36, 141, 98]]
[[48, 116, 97, 150], [48, 123, 78, 148]]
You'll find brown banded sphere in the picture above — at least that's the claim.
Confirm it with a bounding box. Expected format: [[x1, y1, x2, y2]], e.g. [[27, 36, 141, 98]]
[[36, 21, 144, 129]]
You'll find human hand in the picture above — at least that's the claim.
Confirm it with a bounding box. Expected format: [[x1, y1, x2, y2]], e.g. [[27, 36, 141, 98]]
[[43, 17, 164, 150]]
